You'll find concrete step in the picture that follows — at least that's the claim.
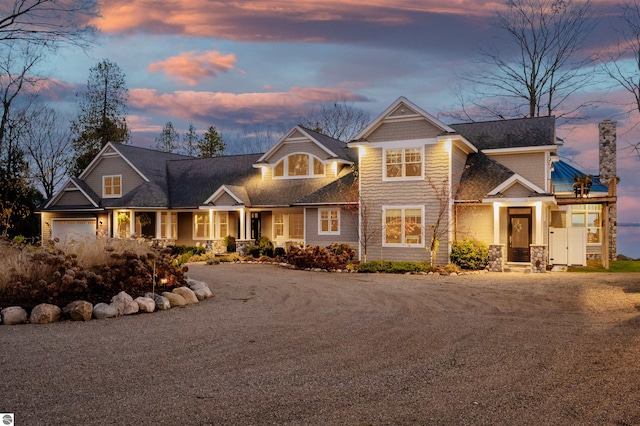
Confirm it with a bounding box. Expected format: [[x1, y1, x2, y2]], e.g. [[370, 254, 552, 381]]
[[504, 263, 532, 273]]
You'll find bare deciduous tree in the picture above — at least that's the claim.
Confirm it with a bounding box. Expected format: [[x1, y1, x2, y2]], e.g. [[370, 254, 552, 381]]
[[457, 0, 597, 121], [302, 101, 370, 142], [0, 0, 98, 47], [23, 106, 72, 198]]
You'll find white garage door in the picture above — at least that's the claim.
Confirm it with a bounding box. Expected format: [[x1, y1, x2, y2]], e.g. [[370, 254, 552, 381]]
[[52, 219, 96, 241]]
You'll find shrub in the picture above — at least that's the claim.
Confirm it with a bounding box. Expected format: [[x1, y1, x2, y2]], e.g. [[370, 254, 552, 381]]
[[261, 247, 274, 258], [246, 245, 261, 258], [356, 260, 434, 274], [274, 247, 286, 258], [0, 238, 185, 308], [224, 235, 236, 253], [286, 244, 355, 270], [450, 238, 489, 270], [168, 245, 206, 256]]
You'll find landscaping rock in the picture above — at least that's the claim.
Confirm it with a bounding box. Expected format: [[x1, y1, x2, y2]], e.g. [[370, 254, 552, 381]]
[[93, 303, 119, 319], [134, 297, 155, 313], [1, 306, 28, 325], [172, 287, 199, 305], [29, 303, 62, 324], [62, 300, 93, 321], [188, 281, 213, 300], [162, 291, 187, 307], [111, 291, 139, 315], [145, 293, 171, 310]]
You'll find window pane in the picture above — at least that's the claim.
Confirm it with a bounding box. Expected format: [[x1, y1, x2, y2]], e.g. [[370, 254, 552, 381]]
[[313, 158, 324, 175], [386, 150, 402, 178], [170, 213, 177, 239], [571, 213, 585, 227], [113, 176, 121, 195], [289, 214, 304, 239], [587, 212, 600, 227], [385, 209, 402, 244], [405, 209, 422, 244], [274, 160, 284, 177], [274, 213, 284, 237], [288, 154, 309, 176], [587, 228, 600, 243], [161, 212, 167, 238]]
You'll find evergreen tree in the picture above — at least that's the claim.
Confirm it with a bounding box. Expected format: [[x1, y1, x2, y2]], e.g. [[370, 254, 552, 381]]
[[70, 59, 129, 175], [182, 123, 200, 157], [197, 126, 226, 158], [155, 121, 180, 152]]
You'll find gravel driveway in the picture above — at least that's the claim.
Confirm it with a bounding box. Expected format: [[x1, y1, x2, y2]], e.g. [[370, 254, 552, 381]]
[[2, 263, 640, 425]]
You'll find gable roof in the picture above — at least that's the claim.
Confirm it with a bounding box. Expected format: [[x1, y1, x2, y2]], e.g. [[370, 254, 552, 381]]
[[450, 116, 556, 150], [255, 125, 355, 165], [42, 177, 101, 210], [353, 96, 456, 141], [456, 152, 515, 201]]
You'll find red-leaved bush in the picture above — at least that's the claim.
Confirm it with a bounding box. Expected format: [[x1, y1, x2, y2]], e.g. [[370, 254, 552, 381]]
[[286, 243, 355, 270]]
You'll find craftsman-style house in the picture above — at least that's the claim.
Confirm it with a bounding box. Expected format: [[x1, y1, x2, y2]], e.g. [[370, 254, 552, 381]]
[[40, 97, 617, 270]]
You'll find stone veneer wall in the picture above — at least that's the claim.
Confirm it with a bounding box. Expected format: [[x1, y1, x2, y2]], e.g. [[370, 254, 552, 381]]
[[530, 245, 547, 273], [487, 244, 505, 272], [599, 120, 617, 260], [236, 239, 254, 257]]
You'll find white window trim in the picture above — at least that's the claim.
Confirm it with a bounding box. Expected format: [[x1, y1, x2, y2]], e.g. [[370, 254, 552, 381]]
[[318, 208, 341, 236], [382, 205, 425, 248], [273, 153, 326, 179], [193, 212, 211, 240], [102, 174, 122, 198], [382, 147, 424, 181]]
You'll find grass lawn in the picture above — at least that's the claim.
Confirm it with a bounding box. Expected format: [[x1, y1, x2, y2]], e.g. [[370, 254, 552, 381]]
[[569, 259, 640, 272]]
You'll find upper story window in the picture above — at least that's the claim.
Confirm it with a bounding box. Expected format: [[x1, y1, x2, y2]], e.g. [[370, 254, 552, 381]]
[[103, 175, 122, 198], [384, 148, 423, 180], [273, 154, 325, 178]]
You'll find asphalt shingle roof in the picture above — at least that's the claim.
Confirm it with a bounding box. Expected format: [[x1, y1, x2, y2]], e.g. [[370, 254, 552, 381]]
[[451, 116, 556, 150], [456, 152, 515, 201]]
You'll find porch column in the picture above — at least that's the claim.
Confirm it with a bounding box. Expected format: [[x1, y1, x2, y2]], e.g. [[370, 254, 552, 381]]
[[493, 203, 500, 244], [130, 211, 136, 237], [155, 211, 162, 239], [534, 202, 543, 244], [240, 208, 246, 240], [209, 209, 214, 240]]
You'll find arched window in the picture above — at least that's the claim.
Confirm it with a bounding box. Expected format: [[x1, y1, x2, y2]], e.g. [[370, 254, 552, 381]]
[[273, 154, 325, 178]]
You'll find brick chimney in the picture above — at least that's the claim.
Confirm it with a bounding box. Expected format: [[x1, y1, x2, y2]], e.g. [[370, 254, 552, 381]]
[[598, 120, 617, 260]]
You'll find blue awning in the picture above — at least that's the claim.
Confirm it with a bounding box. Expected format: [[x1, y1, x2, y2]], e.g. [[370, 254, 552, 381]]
[[551, 160, 608, 194]]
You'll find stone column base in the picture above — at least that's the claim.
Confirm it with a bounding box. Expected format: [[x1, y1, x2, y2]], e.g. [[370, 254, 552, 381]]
[[530, 244, 547, 273], [488, 244, 505, 272]]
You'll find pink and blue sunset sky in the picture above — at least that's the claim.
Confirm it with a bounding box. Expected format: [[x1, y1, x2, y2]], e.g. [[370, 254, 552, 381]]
[[41, 0, 640, 256]]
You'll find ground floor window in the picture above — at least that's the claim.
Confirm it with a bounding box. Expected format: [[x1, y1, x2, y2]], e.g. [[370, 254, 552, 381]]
[[193, 212, 210, 239], [383, 206, 423, 246], [274, 213, 284, 238], [160, 212, 177, 239], [319, 208, 340, 235], [571, 204, 601, 244], [289, 214, 304, 239]]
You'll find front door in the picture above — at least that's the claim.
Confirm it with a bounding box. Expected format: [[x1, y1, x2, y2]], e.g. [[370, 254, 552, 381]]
[[508, 208, 531, 262], [250, 212, 261, 240]]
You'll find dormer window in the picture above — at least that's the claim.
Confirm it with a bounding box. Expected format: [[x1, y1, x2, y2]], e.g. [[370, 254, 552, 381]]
[[103, 175, 122, 198], [273, 154, 325, 179]]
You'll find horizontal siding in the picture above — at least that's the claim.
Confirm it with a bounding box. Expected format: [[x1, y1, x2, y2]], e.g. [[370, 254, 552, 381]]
[[452, 145, 468, 184], [215, 192, 238, 206], [489, 152, 546, 189], [359, 141, 451, 264], [84, 156, 145, 197], [455, 204, 493, 245], [503, 182, 534, 198], [55, 190, 92, 206], [305, 208, 359, 246], [367, 119, 442, 142]]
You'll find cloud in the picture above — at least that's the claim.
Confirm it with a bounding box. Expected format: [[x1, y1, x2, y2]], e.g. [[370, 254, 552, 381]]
[[93, 0, 496, 50], [148, 50, 236, 86], [129, 86, 370, 124]]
